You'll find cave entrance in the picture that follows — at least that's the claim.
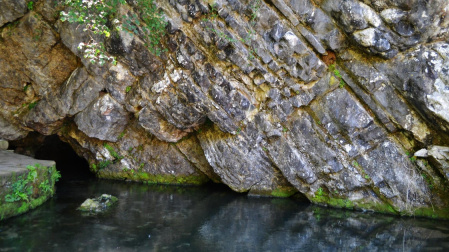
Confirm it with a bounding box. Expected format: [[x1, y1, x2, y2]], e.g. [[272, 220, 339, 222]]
[[8, 133, 93, 181]]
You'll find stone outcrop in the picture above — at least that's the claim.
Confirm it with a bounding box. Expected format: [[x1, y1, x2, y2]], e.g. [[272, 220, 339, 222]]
[[1, 0, 449, 218], [0, 151, 59, 220]]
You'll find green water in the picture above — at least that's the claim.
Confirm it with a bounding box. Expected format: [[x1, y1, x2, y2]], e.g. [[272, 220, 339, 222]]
[[1, 178, 449, 251]]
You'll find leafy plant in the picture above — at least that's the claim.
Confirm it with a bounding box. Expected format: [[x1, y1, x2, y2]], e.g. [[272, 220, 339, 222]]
[[27, 1, 34, 11], [60, 0, 167, 65], [118, 131, 126, 139], [5, 175, 31, 203], [125, 86, 131, 93], [4, 164, 60, 207], [27, 165, 38, 182], [39, 180, 51, 193]]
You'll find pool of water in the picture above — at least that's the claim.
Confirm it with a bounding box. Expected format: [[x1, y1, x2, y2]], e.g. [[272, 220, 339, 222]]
[[1, 177, 449, 251]]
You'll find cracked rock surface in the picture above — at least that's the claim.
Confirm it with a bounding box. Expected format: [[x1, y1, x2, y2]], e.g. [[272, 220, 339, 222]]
[[1, 0, 449, 218]]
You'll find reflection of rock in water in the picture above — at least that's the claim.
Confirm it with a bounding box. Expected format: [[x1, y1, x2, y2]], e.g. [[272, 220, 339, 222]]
[[195, 199, 449, 251], [1, 180, 449, 251]]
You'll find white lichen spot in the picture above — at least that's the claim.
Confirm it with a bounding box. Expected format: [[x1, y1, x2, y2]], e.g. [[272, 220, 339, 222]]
[[344, 144, 353, 153], [427, 78, 449, 122], [151, 73, 171, 94]]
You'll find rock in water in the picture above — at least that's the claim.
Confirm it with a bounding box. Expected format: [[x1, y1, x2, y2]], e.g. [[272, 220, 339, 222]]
[[78, 194, 118, 213]]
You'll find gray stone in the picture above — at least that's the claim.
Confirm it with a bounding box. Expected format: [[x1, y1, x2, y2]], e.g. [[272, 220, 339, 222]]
[[78, 194, 118, 213], [414, 149, 428, 158], [0, 0, 27, 27], [75, 94, 130, 142], [0, 140, 8, 150]]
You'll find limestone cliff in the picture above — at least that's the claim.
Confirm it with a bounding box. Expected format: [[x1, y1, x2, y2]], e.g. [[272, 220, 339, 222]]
[[1, 0, 449, 218]]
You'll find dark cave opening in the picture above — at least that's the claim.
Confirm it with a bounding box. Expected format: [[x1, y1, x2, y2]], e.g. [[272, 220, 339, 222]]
[[8, 133, 94, 181]]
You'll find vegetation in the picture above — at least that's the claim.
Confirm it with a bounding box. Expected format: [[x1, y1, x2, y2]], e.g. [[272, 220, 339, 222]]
[[27, 1, 34, 11], [202, 2, 261, 61], [60, 0, 167, 65], [1, 164, 60, 220], [104, 143, 123, 160], [329, 64, 345, 88]]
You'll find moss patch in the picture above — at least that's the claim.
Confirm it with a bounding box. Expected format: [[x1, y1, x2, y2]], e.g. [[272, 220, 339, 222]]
[[270, 187, 298, 198], [309, 187, 449, 219], [97, 170, 209, 186], [0, 164, 60, 221]]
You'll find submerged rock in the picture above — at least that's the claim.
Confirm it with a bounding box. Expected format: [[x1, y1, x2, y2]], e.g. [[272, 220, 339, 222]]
[[78, 194, 118, 213]]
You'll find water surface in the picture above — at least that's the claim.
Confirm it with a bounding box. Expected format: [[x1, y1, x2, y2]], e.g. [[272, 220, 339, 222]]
[[1, 178, 449, 251]]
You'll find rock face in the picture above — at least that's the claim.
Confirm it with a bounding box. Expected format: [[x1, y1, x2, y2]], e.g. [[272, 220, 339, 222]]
[[1, 0, 449, 218]]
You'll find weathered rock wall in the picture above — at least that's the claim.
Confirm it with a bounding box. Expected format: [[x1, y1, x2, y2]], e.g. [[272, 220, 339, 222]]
[[1, 0, 449, 218]]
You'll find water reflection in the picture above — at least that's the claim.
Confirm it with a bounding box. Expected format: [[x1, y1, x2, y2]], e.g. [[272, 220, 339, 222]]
[[1, 179, 448, 251]]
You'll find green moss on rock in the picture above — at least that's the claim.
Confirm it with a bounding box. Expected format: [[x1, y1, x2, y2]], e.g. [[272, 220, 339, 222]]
[[0, 164, 60, 221], [270, 187, 298, 198], [97, 169, 209, 185]]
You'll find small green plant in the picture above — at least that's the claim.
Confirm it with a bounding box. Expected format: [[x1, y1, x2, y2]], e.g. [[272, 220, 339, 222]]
[[236, 127, 242, 134], [352, 161, 359, 167], [39, 180, 51, 193], [282, 127, 288, 133], [118, 131, 126, 139], [27, 165, 38, 182], [23, 84, 30, 92], [364, 174, 370, 179], [91, 163, 98, 172], [249, 0, 262, 24], [317, 187, 324, 197], [125, 86, 132, 93], [27, 1, 34, 11], [51, 169, 61, 183], [329, 64, 345, 88], [104, 143, 123, 160], [99, 160, 112, 169], [28, 101, 38, 110], [5, 175, 31, 203]]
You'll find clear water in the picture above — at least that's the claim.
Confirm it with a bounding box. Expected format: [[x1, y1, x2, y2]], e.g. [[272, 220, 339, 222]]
[[1, 178, 449, 252]]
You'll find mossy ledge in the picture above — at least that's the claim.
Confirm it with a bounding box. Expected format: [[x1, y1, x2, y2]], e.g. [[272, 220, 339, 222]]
[[0, 163, 60, 221], [97, 169, 209, 186], [310, 189, 449, 220]]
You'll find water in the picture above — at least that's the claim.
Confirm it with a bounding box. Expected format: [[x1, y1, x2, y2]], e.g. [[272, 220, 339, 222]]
[[1, 178, 449, 251]]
